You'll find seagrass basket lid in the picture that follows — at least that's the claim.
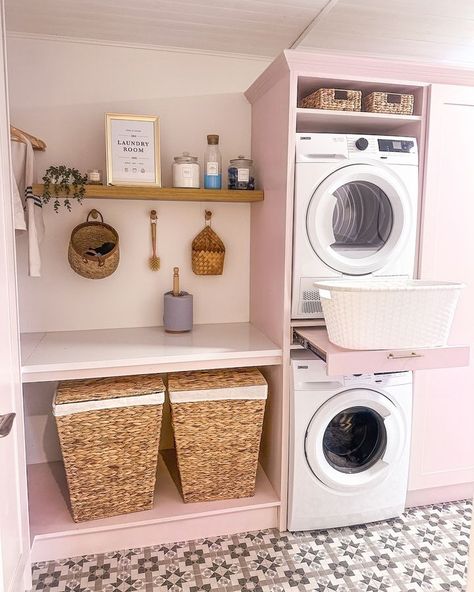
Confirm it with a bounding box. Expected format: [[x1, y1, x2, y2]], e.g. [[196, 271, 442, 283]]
[[168, 367, 267, 393], [192, 210, 225, 275], [55, 374, 165, 405]]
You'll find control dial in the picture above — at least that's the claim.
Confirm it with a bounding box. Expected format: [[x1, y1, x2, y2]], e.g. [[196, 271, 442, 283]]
[[355, 137, 369, 151]]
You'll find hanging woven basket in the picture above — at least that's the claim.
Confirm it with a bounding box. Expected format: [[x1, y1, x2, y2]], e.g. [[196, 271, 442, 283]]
[[192, 211, 225, 275], [68, 209, 119, 279]]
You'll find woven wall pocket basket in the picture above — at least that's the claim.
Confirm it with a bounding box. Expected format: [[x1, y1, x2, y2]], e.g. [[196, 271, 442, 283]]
[[363, 92, 414, 115], [68, 209, 119, 279], [299, 88, 362, 111], [192, 210, 225, 275]]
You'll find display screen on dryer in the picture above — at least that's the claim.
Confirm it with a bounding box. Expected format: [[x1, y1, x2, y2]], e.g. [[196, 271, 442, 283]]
[[378, 139, 415, 153]]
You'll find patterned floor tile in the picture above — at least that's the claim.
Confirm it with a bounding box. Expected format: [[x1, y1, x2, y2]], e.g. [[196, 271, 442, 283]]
[[31, 499, 471, 592]]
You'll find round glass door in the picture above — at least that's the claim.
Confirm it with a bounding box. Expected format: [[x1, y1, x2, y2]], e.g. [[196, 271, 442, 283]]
[[305, 388, 405, 491], [306, 164, 412, 275], [323, 406, 387, 473]]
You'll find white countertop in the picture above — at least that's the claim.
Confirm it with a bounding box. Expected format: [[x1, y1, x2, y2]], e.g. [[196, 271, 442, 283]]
[[21, 323, 282, 383]]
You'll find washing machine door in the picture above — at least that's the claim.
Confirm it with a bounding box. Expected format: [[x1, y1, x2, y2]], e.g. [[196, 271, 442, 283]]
[[306, 163, 412, 275], [305, 388, 406, 491]]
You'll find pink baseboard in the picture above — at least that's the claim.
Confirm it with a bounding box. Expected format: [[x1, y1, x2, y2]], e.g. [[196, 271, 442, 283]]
[[406, 483, 474, 508]]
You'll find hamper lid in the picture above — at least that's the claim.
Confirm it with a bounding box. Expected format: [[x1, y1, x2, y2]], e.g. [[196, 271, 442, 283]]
[[168, 367, 267, 403], [55, 374, 165, 405]]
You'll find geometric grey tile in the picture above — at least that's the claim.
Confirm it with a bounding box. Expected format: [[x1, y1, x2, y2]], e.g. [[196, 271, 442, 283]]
[[31, 498, 472, 592]]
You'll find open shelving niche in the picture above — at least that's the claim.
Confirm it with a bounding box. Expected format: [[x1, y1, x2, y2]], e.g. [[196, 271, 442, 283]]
[[21, 323, 283, 561], [296, 76, 426, 136]]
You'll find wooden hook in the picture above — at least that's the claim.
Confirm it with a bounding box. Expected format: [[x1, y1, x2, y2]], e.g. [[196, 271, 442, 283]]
[[150, 209, 157, 221], [205, 210, 212, 225]]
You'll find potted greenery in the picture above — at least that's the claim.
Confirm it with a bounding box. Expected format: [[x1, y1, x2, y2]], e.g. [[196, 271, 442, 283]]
[[42, 165, 88, 212]]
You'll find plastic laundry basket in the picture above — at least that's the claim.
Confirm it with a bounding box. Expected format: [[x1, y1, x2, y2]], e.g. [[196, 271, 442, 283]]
[[315, 279, 464, 350]]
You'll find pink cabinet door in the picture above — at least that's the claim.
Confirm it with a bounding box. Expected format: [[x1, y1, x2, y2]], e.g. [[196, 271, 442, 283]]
[[409, 84, 474, 492]]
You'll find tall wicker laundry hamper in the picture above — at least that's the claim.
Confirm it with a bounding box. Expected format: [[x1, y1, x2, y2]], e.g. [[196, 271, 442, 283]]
[[54, 374, 165, 522], [168, 368, 268, 503]]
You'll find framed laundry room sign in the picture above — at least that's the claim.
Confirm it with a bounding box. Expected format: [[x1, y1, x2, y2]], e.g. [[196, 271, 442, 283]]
[[105, 113, 161, 186]]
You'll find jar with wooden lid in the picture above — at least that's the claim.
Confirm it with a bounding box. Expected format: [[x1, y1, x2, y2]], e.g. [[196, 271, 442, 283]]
[[172, 152, 200, 188]]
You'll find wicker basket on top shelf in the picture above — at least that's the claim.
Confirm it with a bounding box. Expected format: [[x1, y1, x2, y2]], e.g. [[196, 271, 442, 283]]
[[299, 88, 362, 111], [363, 92, 414, 115]]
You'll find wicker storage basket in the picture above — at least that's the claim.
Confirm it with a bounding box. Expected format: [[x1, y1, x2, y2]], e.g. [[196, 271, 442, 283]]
[[363, 92, 414, 115], [315, 279, 463, 350], [168, 368, 267, 503], [68, 209, 119, 279], [192, 210, 225, 275], [53, 374, 165, 522], [299, 88, 362, 111]]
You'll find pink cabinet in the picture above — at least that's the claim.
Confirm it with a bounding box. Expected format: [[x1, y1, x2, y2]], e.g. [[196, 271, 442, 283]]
[[409, 84, 474, 496]]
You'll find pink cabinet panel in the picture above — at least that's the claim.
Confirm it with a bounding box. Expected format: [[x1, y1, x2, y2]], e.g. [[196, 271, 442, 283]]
[[295, 327, 468, 376], [409, 84, 474, 492]]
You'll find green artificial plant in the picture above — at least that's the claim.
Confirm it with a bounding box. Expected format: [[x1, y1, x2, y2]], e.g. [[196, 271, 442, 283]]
[[42, 165, 88, 213]]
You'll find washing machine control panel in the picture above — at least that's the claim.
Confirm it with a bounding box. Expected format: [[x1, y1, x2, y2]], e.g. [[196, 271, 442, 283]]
[[343, 371, 411, 387]]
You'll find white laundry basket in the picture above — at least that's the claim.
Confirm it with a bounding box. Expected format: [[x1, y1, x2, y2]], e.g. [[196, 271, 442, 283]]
[[315, 279, 464, 350]]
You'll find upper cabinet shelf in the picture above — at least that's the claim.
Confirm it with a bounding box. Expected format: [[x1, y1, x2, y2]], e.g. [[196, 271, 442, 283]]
[[296, 108, 423, 134], [31, 184, 264, 203]]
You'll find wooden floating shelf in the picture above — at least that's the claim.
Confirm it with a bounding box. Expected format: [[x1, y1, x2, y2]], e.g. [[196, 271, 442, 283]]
[[296, 108, 423, 133], [32, 184, 263, 203]]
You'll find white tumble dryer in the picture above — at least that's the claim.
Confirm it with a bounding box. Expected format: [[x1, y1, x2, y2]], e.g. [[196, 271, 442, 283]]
[[292, 133, 419, 319], [288, 350, 412, 531]]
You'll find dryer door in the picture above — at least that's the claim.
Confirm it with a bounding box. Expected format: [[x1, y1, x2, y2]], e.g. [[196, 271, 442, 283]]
[[306, 163, 412, 275], [305, 388, 406, 491]]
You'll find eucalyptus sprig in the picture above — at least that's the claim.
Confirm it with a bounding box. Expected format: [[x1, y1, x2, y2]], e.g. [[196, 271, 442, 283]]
[[42, 165, 87, 213]]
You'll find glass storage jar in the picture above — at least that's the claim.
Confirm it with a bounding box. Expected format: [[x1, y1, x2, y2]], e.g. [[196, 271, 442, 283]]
[[173, 152, 200, 188], [228, 156, 255, 190]]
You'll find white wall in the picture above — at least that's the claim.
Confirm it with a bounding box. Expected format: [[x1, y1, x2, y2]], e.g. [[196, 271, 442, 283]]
[[7, 36, 269, 333], [7, 36, 269, 465]]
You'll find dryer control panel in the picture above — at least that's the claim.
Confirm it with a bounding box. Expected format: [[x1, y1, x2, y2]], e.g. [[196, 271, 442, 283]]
[[295, 133, 418, 165]]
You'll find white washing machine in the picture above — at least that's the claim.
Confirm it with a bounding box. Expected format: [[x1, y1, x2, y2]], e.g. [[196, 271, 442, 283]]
[[288, 349, 412, 531], [292, 133, 419, 319]]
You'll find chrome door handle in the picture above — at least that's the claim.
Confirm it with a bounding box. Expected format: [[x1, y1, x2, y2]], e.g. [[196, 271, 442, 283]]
[[0, 413, 16, 438], [387, 352, 423, 360]]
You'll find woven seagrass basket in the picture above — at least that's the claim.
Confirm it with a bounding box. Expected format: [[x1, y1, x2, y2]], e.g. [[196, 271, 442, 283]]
[[299, 88, 362, 111], [68, 209, 119, 279], [192, 210, 225, 275], [168, 367, 267, 503], [54, 374, 164, 522], [363, 92, 414, 115]]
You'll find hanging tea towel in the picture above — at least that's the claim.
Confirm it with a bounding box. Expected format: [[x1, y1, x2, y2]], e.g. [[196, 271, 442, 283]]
[[11, 134, 45, 277]]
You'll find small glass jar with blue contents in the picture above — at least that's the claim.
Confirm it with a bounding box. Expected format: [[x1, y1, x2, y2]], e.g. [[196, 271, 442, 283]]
[[228, 156, 255, 190]]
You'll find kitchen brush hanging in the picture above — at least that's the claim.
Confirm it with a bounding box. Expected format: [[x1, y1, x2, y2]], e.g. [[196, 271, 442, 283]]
[[192, 210, 225, 275]]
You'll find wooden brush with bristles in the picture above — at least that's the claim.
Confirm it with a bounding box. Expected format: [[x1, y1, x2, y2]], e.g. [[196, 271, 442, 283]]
[[149, 210, 160, 271]]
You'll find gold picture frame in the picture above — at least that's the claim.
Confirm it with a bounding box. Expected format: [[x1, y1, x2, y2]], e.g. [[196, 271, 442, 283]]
[[105, 113, 161, 187]]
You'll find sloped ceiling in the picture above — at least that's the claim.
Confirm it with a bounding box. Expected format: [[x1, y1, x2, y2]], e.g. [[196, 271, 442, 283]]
[[5, 0, 474, 65], [5, 0, 327, 57]]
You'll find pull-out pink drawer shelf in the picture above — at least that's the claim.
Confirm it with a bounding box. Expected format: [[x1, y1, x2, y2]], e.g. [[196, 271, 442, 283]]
[[294, 327, 470, 376]]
